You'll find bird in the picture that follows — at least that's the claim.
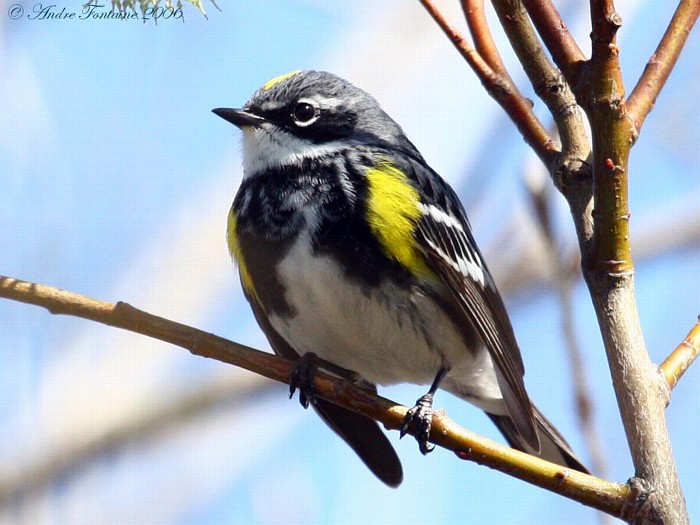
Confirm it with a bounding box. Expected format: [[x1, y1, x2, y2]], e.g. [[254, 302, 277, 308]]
[[213, 70, 588, 487]]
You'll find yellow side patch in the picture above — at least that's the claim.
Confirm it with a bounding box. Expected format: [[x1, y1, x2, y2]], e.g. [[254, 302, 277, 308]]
[[263, 70, 301, 91], [227, 209, 260, 304], [365, 163, 434, 278]]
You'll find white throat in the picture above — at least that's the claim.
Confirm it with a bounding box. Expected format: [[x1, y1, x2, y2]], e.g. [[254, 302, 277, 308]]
[[240, 125, 352, 177]]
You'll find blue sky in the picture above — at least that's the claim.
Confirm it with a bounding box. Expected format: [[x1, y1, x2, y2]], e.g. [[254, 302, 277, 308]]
[[1, 1, 699, 524]]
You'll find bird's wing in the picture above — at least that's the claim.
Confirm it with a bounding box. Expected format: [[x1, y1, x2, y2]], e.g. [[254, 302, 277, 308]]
[[402, 155, 539, 451], [247, 297, 404, 487]]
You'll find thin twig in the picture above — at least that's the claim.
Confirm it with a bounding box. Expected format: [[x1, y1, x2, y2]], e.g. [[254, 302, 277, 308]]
[[0, 275, 635, 518], [521, 0, 587, 86], [659, 318, 700, 391], [626, 0, 700, 132], [491, 0, 591, 200], [462, 0, 513, 82], [420, 0, 559, 168], [420, 0, 483, 64]]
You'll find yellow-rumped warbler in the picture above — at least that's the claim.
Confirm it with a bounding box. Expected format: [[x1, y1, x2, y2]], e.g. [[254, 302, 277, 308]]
[[213, 70, 587, 487]]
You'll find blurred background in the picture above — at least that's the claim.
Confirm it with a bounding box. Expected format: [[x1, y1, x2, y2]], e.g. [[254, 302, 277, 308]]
[[1, 1, 699, 523]]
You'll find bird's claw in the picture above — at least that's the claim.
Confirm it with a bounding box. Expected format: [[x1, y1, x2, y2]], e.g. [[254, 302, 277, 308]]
[[400, 393, 435, 455], [289, 352, 320, 408]]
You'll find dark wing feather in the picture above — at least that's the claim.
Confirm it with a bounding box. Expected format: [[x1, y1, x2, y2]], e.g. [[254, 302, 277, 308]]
[[247, 298, 403, 487], [487, 406, 589, 473], [402, 155, 539, 451]]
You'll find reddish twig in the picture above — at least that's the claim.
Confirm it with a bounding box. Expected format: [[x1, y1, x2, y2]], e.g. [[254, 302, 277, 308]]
[[462, 0, 513, 82], [627, 0, 700, 132], [660, 318, 700, 391], [420, 0, 558, 167], [521, 0, 587, 86], [420, 0, 481, 65], [491, 0, 591, 200]]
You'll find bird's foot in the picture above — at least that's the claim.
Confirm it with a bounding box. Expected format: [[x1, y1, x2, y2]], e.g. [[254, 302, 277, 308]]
[[400, 393, 435, 455], [289, 352, 321, 408]]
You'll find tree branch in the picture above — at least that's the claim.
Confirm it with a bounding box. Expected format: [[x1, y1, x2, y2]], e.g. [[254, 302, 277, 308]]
[[626, 0, 700, 132], [563, 3, 692, 523], [493, 0, 589, 168], [4, 201, 697, 507], [420, 0, 559, 167], [660, 318, 700, 391], [0, 275, 636, 518], [491, 0, 593, 254], [462, 0, 513, 81], [521, 0, 587, 86], [581, 0, 630, 273]]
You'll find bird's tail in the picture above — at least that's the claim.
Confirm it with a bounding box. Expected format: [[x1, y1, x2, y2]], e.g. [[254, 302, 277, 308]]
[[487, 404, 589, 474]]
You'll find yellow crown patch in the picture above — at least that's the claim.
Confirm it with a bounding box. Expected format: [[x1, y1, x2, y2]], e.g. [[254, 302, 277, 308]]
[[263, 70, 301, 91]]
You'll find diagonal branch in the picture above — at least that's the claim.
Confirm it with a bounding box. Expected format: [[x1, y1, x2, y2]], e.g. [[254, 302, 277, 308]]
[[420, 0, 559, 168], [660, 318, 700, 392], [626, 0, 700, 132], [491, 0, 589, 162], [491, 0, 593, 253], [462, 0, 514, 82], [521, 0, 587, 86], [0, 275, 636, 518]]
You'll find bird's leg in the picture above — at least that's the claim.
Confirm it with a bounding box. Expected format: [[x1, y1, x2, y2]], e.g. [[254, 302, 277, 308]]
[[289, 352, 362, 408], [400, 367, 448, 454]]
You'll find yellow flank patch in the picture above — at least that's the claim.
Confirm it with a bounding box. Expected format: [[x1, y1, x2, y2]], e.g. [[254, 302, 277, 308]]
[[227, 209, 260, 304], [365, 163, 434, 278], [263, 70, 302, 91]]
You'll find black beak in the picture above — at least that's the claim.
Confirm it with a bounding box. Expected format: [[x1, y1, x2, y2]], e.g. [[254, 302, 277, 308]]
[[212, 108, 267, 128]]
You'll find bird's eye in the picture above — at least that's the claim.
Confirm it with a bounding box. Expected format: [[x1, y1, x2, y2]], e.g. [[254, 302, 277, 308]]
[[292, 101, 319, 126]]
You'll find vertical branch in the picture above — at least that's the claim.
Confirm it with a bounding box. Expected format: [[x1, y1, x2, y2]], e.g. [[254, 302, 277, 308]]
[[585, 0, 630, 273], [490, 1, 606, 490], [575, 2, 690, 523]]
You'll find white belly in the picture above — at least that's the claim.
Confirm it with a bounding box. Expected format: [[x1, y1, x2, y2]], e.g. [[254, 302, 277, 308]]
[[268, 236, 504, 411]]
